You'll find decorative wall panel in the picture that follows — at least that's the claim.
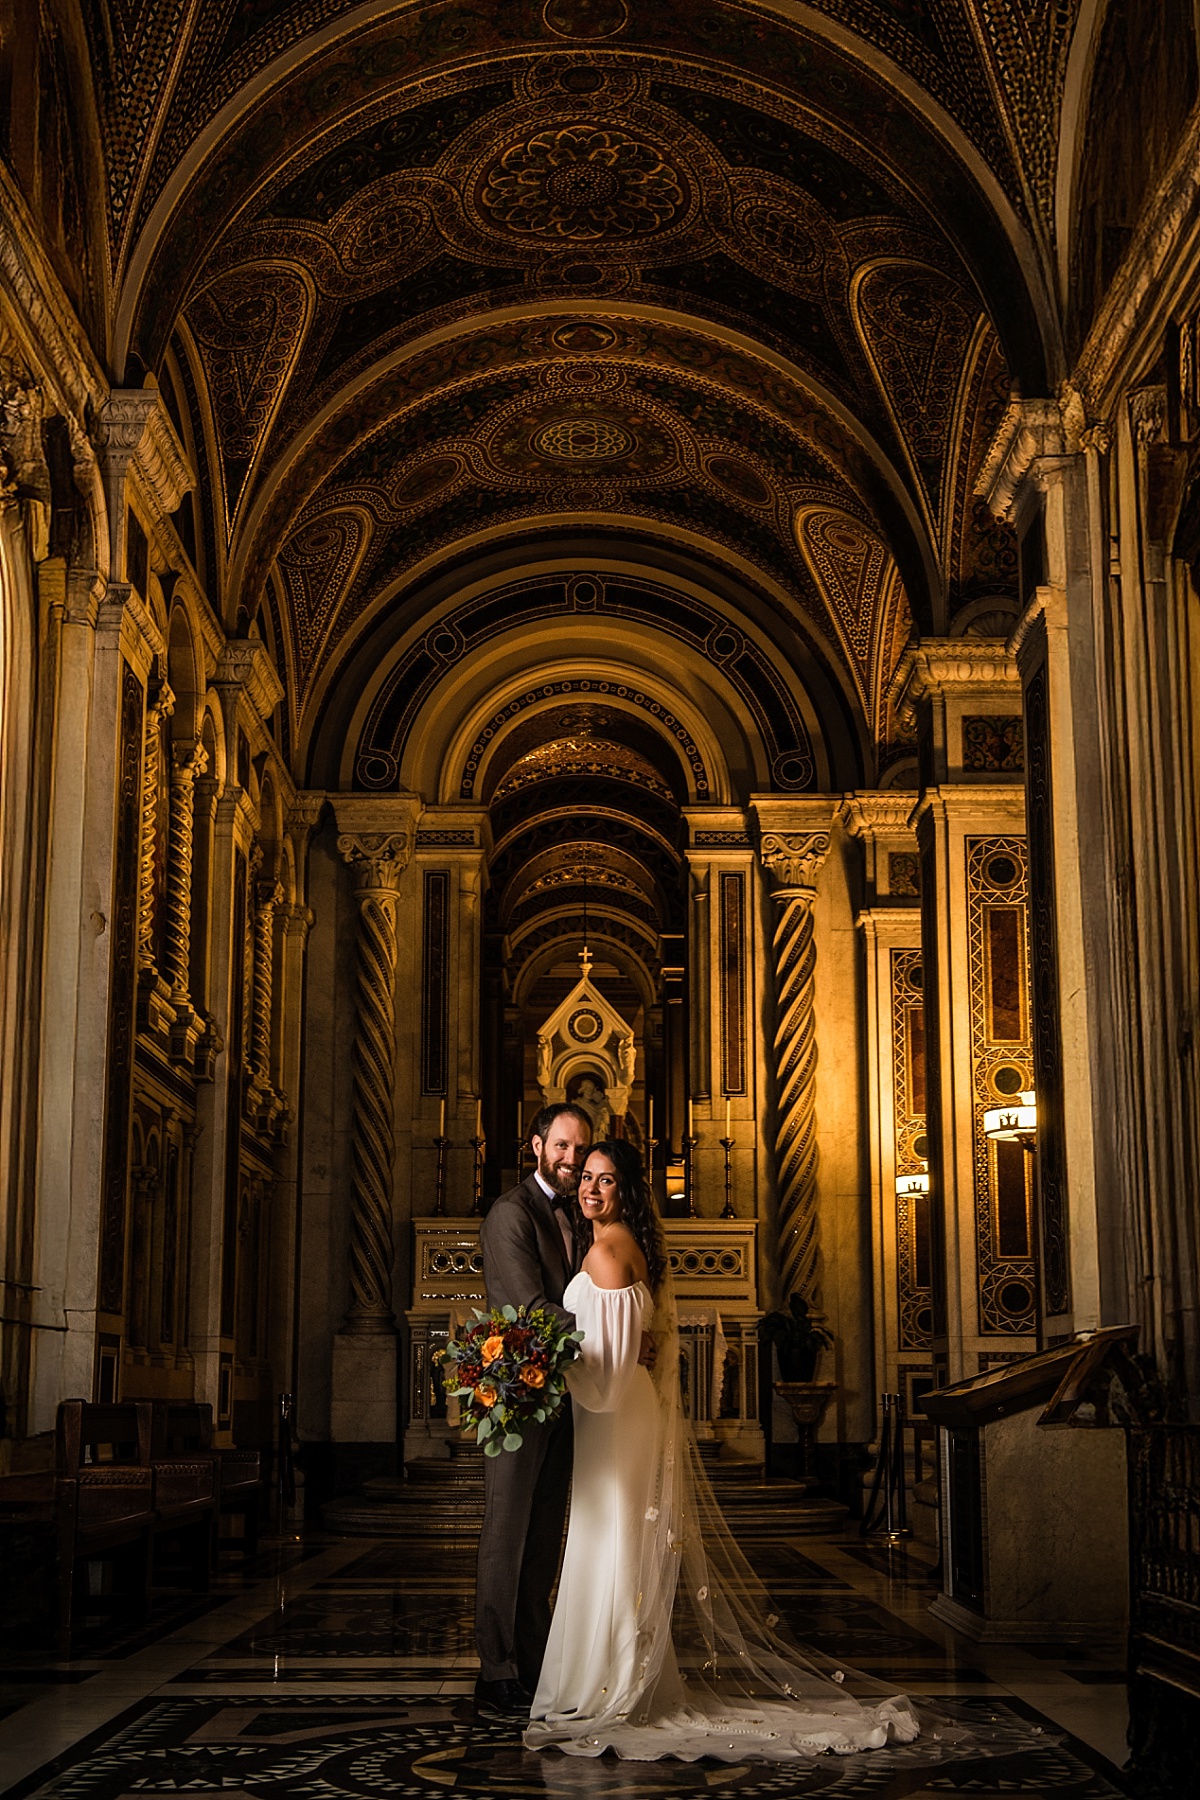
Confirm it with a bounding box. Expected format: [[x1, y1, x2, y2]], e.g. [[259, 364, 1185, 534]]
[[891, 947, 932, 1349], [99, 662, 145, 1316], [966, 836, 1036, 1336], [719, 872, 746, 1098], [421, 871, 450, 1096], [962, 714, 1024, 772]]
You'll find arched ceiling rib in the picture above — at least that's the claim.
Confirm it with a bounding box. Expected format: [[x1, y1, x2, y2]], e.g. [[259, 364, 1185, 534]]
[[63, 0, 1066, 783]]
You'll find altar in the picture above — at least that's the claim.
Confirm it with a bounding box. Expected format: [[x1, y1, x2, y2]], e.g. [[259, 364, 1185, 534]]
[[404, 1216, 765, 1466]]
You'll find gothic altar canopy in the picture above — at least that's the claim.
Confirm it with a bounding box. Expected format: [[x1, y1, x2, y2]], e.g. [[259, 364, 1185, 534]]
[[536, 949, 636, 1134]]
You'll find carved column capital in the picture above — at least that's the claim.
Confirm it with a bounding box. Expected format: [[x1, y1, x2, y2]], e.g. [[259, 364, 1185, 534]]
[[338, 832, 411, 898], [171, 738, 208, 784], [333, 794, 422, 898], [758, 831, 831, 895]]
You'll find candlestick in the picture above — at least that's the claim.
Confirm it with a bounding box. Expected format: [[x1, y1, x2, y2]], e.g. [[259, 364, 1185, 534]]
[[470, 1135, 485, 1215], [719, 1136, 736, 1218], [434, 1133, 449, 1216]]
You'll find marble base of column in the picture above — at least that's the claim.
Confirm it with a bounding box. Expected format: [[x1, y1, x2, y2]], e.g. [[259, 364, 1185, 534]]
[[331, 1329, 398, 1443]]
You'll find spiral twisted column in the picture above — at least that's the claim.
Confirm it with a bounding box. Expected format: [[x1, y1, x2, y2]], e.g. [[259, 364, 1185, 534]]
[[759, 829, 831, 1302], [337, 830, 412, 1334], [164, 740, 207, 1003], [250, 877, 283, 1087], [137, 682, 174, 972]]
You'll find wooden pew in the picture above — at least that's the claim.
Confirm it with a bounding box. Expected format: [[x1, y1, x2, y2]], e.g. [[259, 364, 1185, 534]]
[[150, 1402, 262, 1559], [54, 1401, 156, 1656], [147, 1404, 219, 1590]]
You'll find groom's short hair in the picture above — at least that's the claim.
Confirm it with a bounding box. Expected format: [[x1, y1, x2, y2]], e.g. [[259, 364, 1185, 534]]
[[529, 1102, 592, 1146]]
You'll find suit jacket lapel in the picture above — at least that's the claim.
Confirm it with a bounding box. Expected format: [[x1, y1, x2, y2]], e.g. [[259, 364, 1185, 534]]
[[525, 1173, 572, 1284]]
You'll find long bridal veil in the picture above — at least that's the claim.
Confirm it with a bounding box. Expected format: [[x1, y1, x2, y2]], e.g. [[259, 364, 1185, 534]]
[[616, 1264, 921, 1755], [528, 1263, 1051, 1765]]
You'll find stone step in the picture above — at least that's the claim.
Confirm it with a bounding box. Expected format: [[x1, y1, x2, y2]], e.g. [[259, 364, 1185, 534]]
[[323, 1462, 848, 1539]]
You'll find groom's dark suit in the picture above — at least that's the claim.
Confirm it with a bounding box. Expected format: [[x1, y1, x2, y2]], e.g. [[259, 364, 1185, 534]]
[[475, 1171, 580, 1689]]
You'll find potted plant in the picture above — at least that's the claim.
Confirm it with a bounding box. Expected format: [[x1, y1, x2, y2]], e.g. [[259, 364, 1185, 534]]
[[759, 1293, 832, 1382], [761, 1297, 836, 1483]]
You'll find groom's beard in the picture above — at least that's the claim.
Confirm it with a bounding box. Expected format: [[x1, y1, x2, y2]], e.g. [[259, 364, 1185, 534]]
[[538, 1151, 581, 1198]]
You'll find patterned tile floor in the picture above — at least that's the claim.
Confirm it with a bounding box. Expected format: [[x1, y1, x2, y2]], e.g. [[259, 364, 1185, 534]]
[[0, 1529, 1130, 1797]]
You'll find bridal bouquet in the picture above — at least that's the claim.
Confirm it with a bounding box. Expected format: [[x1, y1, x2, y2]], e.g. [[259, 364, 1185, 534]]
[[435, 1305, 583, 1455]]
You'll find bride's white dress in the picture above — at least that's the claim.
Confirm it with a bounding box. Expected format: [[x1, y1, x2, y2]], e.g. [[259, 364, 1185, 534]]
[[525, 1272, 919, 1763]]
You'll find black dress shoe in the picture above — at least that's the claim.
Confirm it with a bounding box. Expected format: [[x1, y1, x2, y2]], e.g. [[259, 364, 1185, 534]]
[[474, 1677, 532, 1720]]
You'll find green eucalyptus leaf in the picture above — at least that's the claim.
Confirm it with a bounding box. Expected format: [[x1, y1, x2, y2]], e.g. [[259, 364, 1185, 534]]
[[502, 1433, 523, 1452], [483, 1438, 503, 1457]]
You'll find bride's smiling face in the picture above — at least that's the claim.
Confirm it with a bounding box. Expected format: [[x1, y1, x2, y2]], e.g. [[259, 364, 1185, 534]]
[[578, 1153, 622, 1226]]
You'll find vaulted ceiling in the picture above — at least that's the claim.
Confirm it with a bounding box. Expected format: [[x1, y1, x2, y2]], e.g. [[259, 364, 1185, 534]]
[[9, 1, 1081, 783]]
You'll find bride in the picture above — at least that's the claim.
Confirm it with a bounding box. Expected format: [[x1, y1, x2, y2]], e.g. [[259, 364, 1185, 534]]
[[524, 1139, 922, 1764]]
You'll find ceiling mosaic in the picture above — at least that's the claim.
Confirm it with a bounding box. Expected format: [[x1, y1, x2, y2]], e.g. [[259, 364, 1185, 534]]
[[44, 0, 1063, 788], [78, 1, 1081, 284]]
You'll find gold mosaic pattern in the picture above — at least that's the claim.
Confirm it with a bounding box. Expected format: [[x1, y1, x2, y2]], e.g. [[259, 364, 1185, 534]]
[[966, 837, 1036, 1338], [891, 947, 932, 1351]]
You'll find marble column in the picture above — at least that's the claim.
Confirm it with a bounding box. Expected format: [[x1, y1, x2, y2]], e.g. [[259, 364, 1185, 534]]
[[750, 800, 836, 1302], [337, 837, 406, 1333], [976, 394, 1112, 1340], [247, 875, 283, 1124], [165, 738, 207, 1065], [135, 678, 174, 1034], [330, 795, 419, 1446], [841, 793, 925, 1411]]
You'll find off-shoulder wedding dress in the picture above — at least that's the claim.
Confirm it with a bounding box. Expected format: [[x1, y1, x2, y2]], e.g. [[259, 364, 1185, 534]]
[[524, 1270, 921, 1763]]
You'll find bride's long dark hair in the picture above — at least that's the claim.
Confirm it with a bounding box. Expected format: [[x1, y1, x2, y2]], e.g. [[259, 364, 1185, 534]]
[[586, 1138, 668, 1293]]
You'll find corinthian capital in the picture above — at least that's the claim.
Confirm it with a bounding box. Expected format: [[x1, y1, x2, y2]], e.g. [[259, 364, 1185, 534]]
[[337, 831, 412, 896], [759, 831, 830, 892], [333, 795, 422, 896], [750, 796, 838, 893]]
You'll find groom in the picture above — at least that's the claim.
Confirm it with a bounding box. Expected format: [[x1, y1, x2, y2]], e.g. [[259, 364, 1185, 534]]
[[473, 1101, 592, 1720]]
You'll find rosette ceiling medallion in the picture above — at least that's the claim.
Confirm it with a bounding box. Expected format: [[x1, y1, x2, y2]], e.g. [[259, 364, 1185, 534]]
[[35, 0, 1072, 1005], [55, 0, 1067, 775]]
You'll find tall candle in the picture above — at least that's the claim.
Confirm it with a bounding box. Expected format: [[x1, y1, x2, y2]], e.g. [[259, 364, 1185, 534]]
[[687, 1097, 694, 1138], [475, 1097, 483, 1138], [517, 1098, 523, 1141], [725, 1095, 731, 1139], [438, 1096, 445, 1138], [647, 1095, 654, 1141]]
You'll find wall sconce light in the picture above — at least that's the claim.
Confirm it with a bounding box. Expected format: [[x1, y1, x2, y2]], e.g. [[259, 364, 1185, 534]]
[[983, 1090, 1037, 1148], [895, 1169, 930, 1197]]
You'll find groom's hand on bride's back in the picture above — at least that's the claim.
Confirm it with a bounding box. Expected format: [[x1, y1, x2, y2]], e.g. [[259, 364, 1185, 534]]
[[638, 1332, 656, 1368]]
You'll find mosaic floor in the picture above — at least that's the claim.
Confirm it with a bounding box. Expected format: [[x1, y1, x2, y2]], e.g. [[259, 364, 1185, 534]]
[[0, 1529, 1130, 1798]]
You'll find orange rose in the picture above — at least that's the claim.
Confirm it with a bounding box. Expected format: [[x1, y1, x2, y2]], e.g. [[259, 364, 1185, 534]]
[[520, 1364, 546, 1389], [475, 1383, 498, 1407], [481, 1335, 506, 1365]]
